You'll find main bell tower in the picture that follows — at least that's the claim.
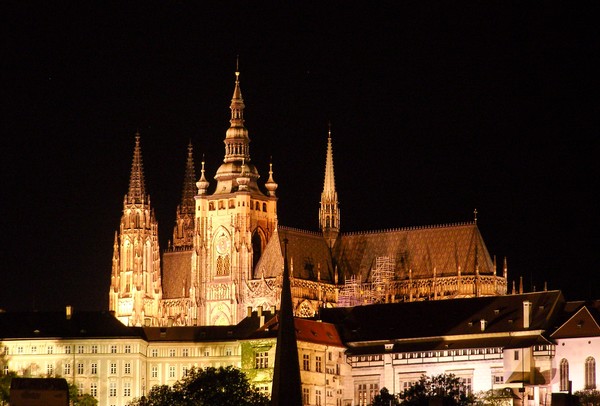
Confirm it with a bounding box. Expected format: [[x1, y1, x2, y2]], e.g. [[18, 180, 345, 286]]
[[193, 69, 278, 326]]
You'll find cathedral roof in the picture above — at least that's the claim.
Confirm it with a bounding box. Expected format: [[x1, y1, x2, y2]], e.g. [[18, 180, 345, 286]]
[[255, 226, 335, 282], [333, 222, 495, 281], [255, 222, 494, 284]]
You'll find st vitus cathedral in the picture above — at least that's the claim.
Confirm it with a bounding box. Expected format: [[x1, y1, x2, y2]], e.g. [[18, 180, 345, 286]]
[[109, 69, 509, 327]]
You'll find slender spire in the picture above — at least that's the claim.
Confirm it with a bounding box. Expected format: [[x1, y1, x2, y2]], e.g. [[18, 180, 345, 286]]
[[319, 123, 340, 248], [224, 66, 249, 162], [127, 131, 147, 204], [271, 239, 303, 406], [180, 141, 197, 214], [173, 141, 197, 248]]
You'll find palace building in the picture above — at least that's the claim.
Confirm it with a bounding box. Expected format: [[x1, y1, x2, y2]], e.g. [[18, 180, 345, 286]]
[[108, 68, 509, 328]]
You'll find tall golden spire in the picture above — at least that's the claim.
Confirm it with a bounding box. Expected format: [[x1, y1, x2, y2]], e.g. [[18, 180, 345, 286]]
[[214, 63, 261, 195], [319, 123, 340, 248]]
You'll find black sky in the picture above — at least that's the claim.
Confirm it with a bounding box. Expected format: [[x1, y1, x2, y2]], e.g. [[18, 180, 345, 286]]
[[2, 2, 598, 312]]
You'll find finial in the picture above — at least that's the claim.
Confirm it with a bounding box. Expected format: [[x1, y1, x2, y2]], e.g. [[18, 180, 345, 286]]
[[235, 55, 240, 79], [328, 121, 332, 138], [473, 208, 478, 223]]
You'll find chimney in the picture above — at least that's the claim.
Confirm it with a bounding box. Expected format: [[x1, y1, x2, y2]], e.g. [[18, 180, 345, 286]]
[[65, 305, 72, 320], [480, 319, 487, 332], [247, 306, 253, 318], [257, 306, 263, 317], [523, 300, 531, 328]]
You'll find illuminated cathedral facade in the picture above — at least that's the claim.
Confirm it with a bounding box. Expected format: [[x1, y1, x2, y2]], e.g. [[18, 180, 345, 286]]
[[109, 69, 509, 327]]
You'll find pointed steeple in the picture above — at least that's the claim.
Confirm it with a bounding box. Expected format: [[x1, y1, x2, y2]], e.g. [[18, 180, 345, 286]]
[[214, 65, 262, 194], [319, 124, 340, 248], [172, 141, 197, 248], [127, 131, 147, 204], [271, 238, 303, 406]]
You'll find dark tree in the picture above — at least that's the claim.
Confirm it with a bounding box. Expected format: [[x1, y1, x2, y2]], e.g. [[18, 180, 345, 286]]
[[371, 387, 401, 406], [398, 374, 473, 406], [128, 366, 269, 406]]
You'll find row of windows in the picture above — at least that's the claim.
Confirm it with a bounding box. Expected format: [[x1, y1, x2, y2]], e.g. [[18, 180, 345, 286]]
[[390, 347, 503, 361], [149, 365, 190, 379], [7, 344, 134, 355], [208, 200, 267, 212], [303, 386, 341, 406], [149, 347, 233, 357], [560, 357, 597, 391], [59, 361, 132, 375]]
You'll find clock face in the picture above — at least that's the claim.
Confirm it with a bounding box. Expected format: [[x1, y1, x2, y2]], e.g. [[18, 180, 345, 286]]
[[216, 236, 230, 254]]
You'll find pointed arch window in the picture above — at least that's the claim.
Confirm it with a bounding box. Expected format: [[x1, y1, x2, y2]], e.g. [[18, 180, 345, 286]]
[[585, 357, 596, 389], [560, 358, 569, 391]]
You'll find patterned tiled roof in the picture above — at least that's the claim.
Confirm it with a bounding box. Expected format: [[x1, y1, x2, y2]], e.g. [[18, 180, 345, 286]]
[[255, 222, 495, 284], [333, 222, 494, 281]]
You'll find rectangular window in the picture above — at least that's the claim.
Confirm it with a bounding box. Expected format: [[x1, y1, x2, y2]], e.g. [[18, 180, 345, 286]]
[[111, 345, 117, 354], [204, 349, 210, 357], [151, 366, 158, 378], [316, 389, 322, 406], [31, 346, 37, 354], [109, 382, 117, 397], [255, 351, 269, 369], [90, 383, 97, 397], [17, 346, 23, 354], [169, 366, 176, 378], [182, 348, 189, 357], [110, 363, 117, 374], [183, 366, 189, 377], [2, 365, 7, 375], [64, 363, 71, 375], [91, 363, 97, 375], [125, 344, 131, 353], [47, 346, 53, 354], [78, 383, 84, 396], [124, 382, 131, 397], [46, 363, 54, 375], [77, 363, 84, 374], [303, 387, 310, 404], [316, 356, 322, 373], [226, 347, 232, 356], [151, 349, 158, 357], [77, 345, 84, 354], [514, 350, 519, 361], [91, 345, 97, 354], [169, 349, 176, 357], [64, 345, 71, 354], [303, 354, 310, 371], [124, 363, 131, 374]]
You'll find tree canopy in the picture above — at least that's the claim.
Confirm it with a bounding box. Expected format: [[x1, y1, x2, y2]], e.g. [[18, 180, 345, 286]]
[[397, 374, 473, 406], [372, 387, 401, 406], [128, 366, 270, 406]]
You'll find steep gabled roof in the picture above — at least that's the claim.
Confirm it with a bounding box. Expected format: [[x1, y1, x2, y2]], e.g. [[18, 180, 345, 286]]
[[255, 227, 335, 282], [551, 302, 600, 339]]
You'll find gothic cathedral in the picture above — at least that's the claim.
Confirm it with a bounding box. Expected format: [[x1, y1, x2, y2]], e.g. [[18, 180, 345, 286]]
[[110, 68, 509, 327]]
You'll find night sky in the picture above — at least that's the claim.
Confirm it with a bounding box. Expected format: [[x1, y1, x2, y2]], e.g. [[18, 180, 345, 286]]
[[2, 2, 598, 312]]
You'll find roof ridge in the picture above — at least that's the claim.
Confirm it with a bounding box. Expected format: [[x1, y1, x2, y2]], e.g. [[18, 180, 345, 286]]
[[340, 221, 477, 236]]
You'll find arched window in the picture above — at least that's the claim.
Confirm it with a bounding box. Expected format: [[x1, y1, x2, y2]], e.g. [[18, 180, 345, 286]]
[[560, 358, 569, 391], [585, 357, 596, 389]]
